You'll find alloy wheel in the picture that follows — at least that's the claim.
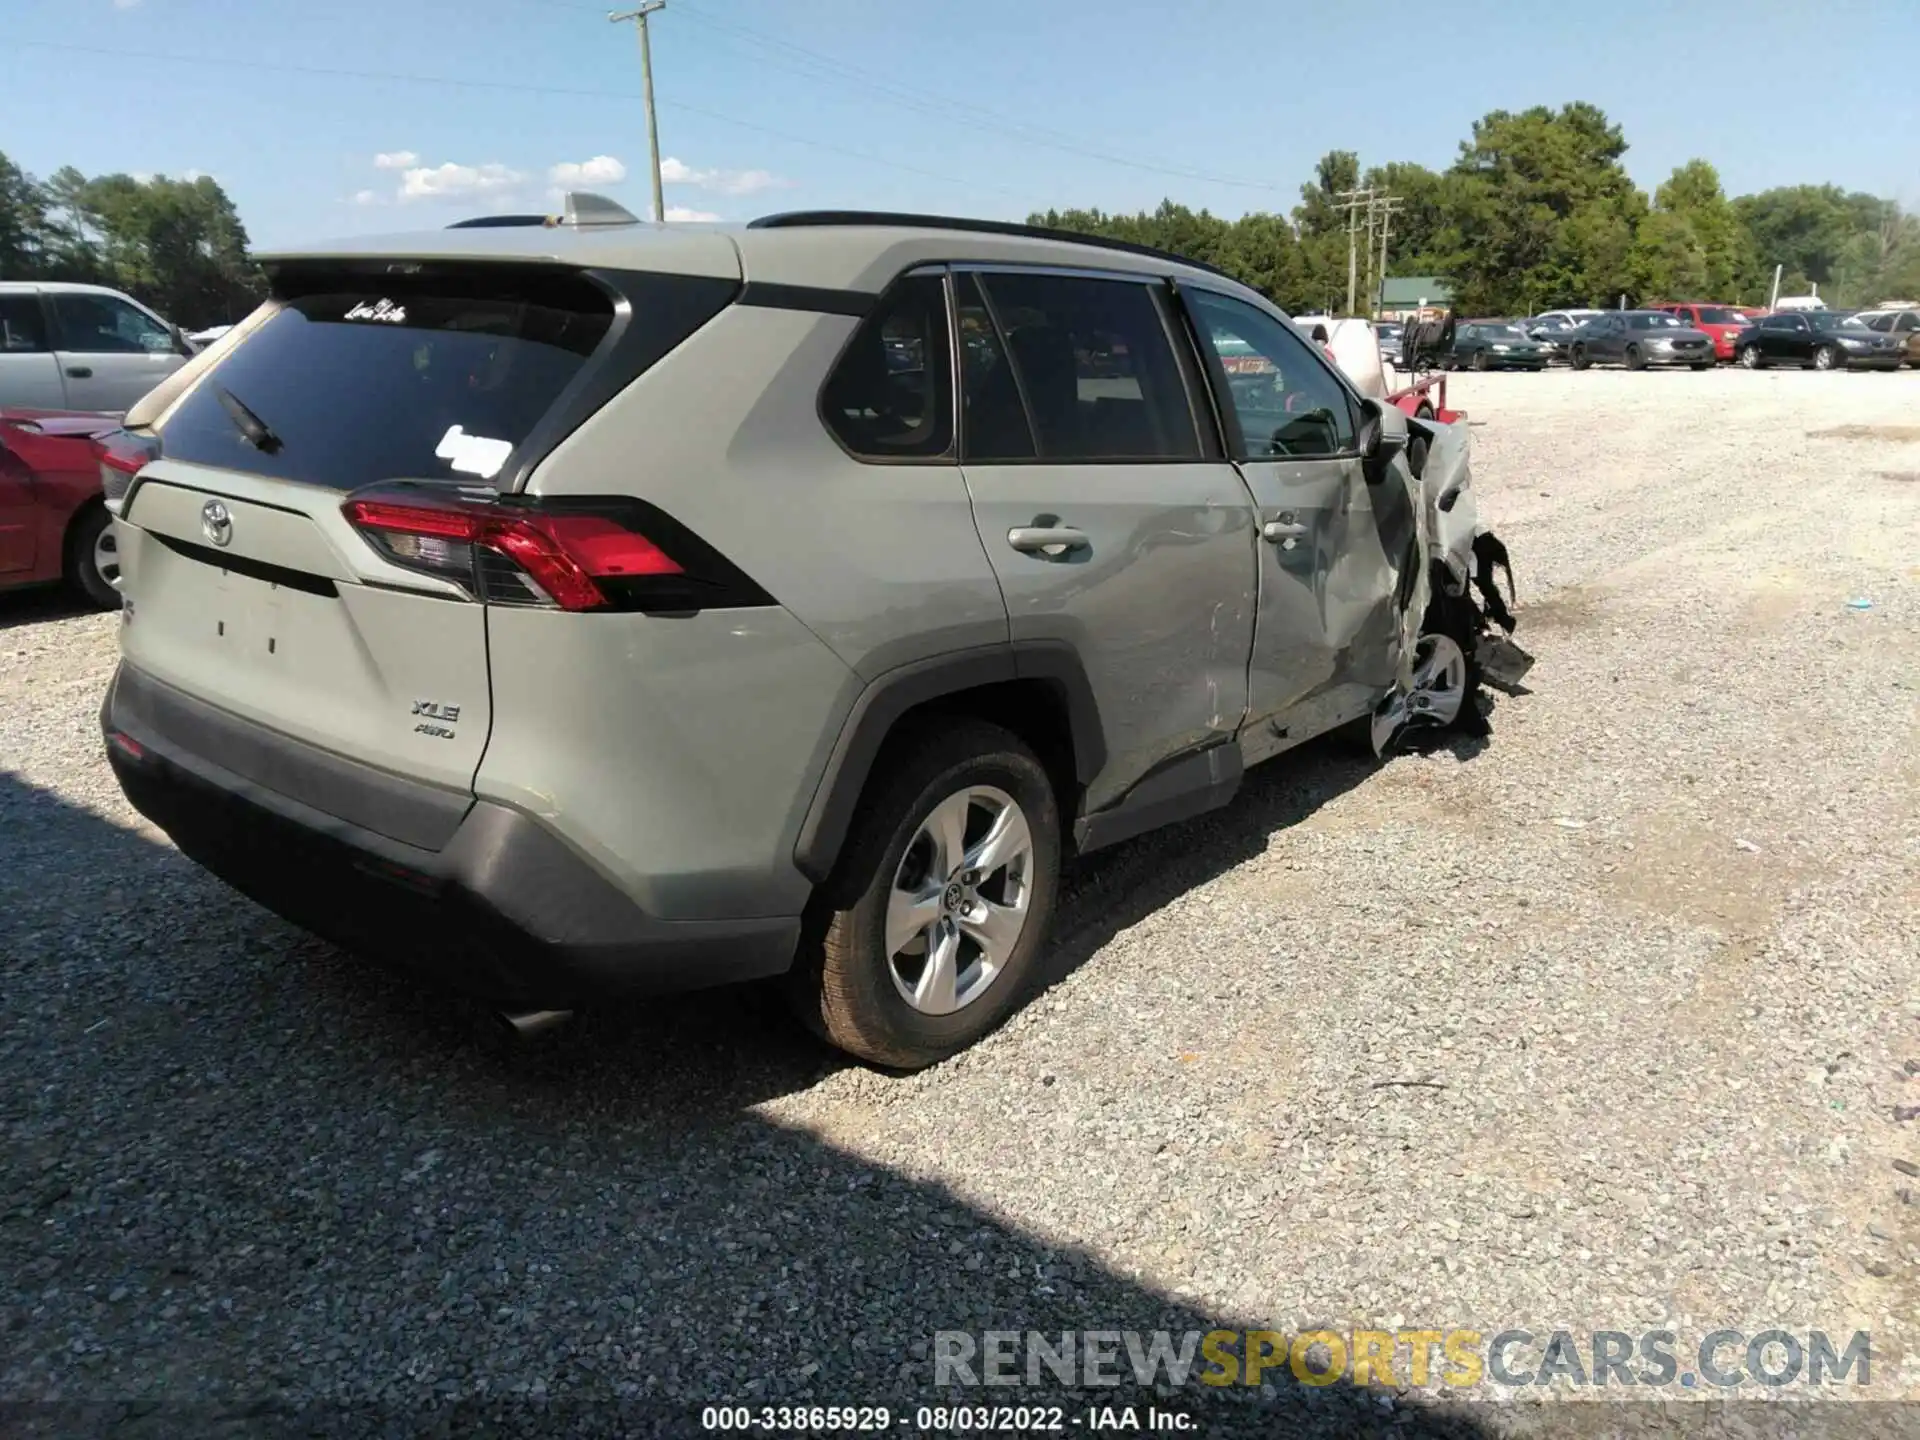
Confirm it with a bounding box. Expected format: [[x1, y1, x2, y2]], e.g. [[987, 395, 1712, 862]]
[[93, 525, 121, 591], [884, 785, 1033, 1016], [1371, 633, 1469, 754]]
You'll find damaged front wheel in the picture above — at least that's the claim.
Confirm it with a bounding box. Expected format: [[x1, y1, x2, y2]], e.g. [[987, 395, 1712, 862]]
[[1370, 632, 1468, 753]]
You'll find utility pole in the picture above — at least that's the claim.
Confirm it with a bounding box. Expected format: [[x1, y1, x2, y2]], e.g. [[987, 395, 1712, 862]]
[[1362, 200, 1378, 319], [1334, 187, 1373, 316], [1373, 196, 1403, 319], [609, 3, 667, 222]]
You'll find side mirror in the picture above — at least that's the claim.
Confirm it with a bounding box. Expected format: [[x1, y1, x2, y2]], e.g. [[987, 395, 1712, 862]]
[[1357, 397, 1406, 483], [169, 323, 194, 356]]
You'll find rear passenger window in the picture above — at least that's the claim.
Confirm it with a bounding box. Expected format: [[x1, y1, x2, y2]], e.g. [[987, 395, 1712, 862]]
[[955, 273, 1035, 461], [1185, 288, 1356, 460], [967, 272, 1201, 463], [822, 272, 952, 461], [0, 296, 49, 353]]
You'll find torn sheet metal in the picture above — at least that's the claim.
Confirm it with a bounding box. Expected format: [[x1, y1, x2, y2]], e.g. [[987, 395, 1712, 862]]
[[1369, 414, 1534, 755]]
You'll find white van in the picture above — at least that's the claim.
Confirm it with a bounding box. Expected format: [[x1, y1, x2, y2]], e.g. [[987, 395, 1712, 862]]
[[0, 282, 194, 413], [1773, 295, 1828, 312]]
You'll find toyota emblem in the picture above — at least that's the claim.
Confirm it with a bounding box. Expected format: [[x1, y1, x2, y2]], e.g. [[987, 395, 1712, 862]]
[[201, 499, 233, 547]]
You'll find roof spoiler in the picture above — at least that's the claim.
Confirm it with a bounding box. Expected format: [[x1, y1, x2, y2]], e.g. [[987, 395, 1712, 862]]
[[444, 192, 645, 231]]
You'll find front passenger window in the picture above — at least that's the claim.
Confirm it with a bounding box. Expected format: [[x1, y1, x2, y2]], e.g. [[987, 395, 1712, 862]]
[[1186, 289, 1355, 460], [52, 293, 174, 355]]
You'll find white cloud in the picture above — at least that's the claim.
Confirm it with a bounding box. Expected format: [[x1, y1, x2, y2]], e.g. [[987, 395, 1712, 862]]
[[113, 0, 143, 9], [658, 156, 784, 197], [373, 151, 419, 170], [548, 155, 627, 187], [398, 161, 525, 202], [663, 205, 721, 223], [351, 189, 381, 207]]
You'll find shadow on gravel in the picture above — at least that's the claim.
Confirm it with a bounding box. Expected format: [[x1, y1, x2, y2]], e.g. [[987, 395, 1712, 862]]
[[1040, 732, 1382, 993], [0, 770, 1510, 1438], [0, 587, 100, 633]]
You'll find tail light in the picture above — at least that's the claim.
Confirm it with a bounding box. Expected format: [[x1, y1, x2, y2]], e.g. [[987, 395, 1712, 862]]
[[94, 430, 163, 510], [341, 483, 772, 614]]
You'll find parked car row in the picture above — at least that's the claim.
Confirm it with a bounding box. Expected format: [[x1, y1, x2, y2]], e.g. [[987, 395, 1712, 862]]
[[1415, 303, 1918, 373]]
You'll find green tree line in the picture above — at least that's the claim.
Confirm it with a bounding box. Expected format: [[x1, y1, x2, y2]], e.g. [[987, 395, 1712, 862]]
[[1032, 103, 1920, 317], [1, 151, 262, 331]]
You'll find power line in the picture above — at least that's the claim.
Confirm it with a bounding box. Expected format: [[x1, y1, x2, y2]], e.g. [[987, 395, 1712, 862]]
[[6, 38, 1033, 204], [502, 0, 1290, 194], [661, 1, 1291, 195]]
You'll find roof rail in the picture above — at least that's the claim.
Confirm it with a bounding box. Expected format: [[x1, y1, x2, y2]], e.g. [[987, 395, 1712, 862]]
[[444, 192, 644, 232], [747, 209, 1241, 283]]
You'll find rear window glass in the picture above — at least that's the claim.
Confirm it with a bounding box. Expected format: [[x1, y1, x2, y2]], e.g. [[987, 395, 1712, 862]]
[[822, 272, 953, 461], [158, 268, 619, 490]]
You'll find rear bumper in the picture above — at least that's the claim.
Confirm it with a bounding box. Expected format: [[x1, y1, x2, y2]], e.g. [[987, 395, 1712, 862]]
[[101, 663, 800, 1009]]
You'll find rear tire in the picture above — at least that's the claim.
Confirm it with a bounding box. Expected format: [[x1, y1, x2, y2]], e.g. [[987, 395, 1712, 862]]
[[1570, 345, 1591, 371], [1690, 362, 1712, 371], [1739, 345, 1763, 370], [67, 505, 123, 610], [1812, 345, 1838, 371], [1625, 344, 1645, 371], [789, 721, 1061, 1070], [1470, 350, 1489, 371]]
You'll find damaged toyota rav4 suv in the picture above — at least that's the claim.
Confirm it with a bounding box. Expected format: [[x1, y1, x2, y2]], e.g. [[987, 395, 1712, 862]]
[[98, 197, 1523, 1069]]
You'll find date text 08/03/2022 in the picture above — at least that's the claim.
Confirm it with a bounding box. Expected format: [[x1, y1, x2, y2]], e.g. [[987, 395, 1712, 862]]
[[699, 1404, 1193, 1432]]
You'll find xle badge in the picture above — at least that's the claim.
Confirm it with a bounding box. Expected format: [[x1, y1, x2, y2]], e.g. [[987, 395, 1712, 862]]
[[412, 698, 461, 740]]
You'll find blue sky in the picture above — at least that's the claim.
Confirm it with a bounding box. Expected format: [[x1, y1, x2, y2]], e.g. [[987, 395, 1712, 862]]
[[7, 0, 1919, 250]]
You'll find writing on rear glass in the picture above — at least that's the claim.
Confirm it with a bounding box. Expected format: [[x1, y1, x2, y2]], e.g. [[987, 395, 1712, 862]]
[[344, 299, 409, 324]]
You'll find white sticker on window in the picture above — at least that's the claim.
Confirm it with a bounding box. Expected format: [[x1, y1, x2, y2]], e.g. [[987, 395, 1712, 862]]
[[434, 425, 513, 479]]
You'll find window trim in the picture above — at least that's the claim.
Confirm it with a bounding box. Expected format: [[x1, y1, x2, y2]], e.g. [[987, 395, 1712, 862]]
[[814, 263, 957, 468], [953, 268, 1038, 464], [952, 263, 1216, 468], [1172, 279, 1368, 465]]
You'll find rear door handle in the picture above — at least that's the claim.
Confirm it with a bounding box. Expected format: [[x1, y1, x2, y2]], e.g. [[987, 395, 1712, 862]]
[[1007, 526, 1088, 554], [65, 366, 93, 379], [1262, 520, 1308, 542]]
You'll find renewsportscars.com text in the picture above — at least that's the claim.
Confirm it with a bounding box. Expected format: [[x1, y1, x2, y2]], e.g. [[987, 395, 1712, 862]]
[[933, 1328, 1873, 1391]]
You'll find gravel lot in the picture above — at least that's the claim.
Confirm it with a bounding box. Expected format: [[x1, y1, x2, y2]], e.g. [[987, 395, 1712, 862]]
[[3, 369, 1918, 1436]]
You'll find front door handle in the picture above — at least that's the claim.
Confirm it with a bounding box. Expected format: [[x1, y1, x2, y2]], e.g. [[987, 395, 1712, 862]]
[[1007, 526, 1089, 554], [66, 366, 93, 379], [1262, 520, 1308, 542]]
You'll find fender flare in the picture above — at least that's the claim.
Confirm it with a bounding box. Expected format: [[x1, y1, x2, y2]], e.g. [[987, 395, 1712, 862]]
[[792, 640, 1105, 884]]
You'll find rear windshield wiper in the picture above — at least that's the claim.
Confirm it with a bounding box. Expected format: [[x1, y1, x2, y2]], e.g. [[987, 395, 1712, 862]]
[[215, 387, 283, 455]]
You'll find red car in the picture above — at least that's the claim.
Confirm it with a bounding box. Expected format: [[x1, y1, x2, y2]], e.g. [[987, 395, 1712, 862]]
[[0, 408, 128, 608], [1652, 302, 1753, 362]]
